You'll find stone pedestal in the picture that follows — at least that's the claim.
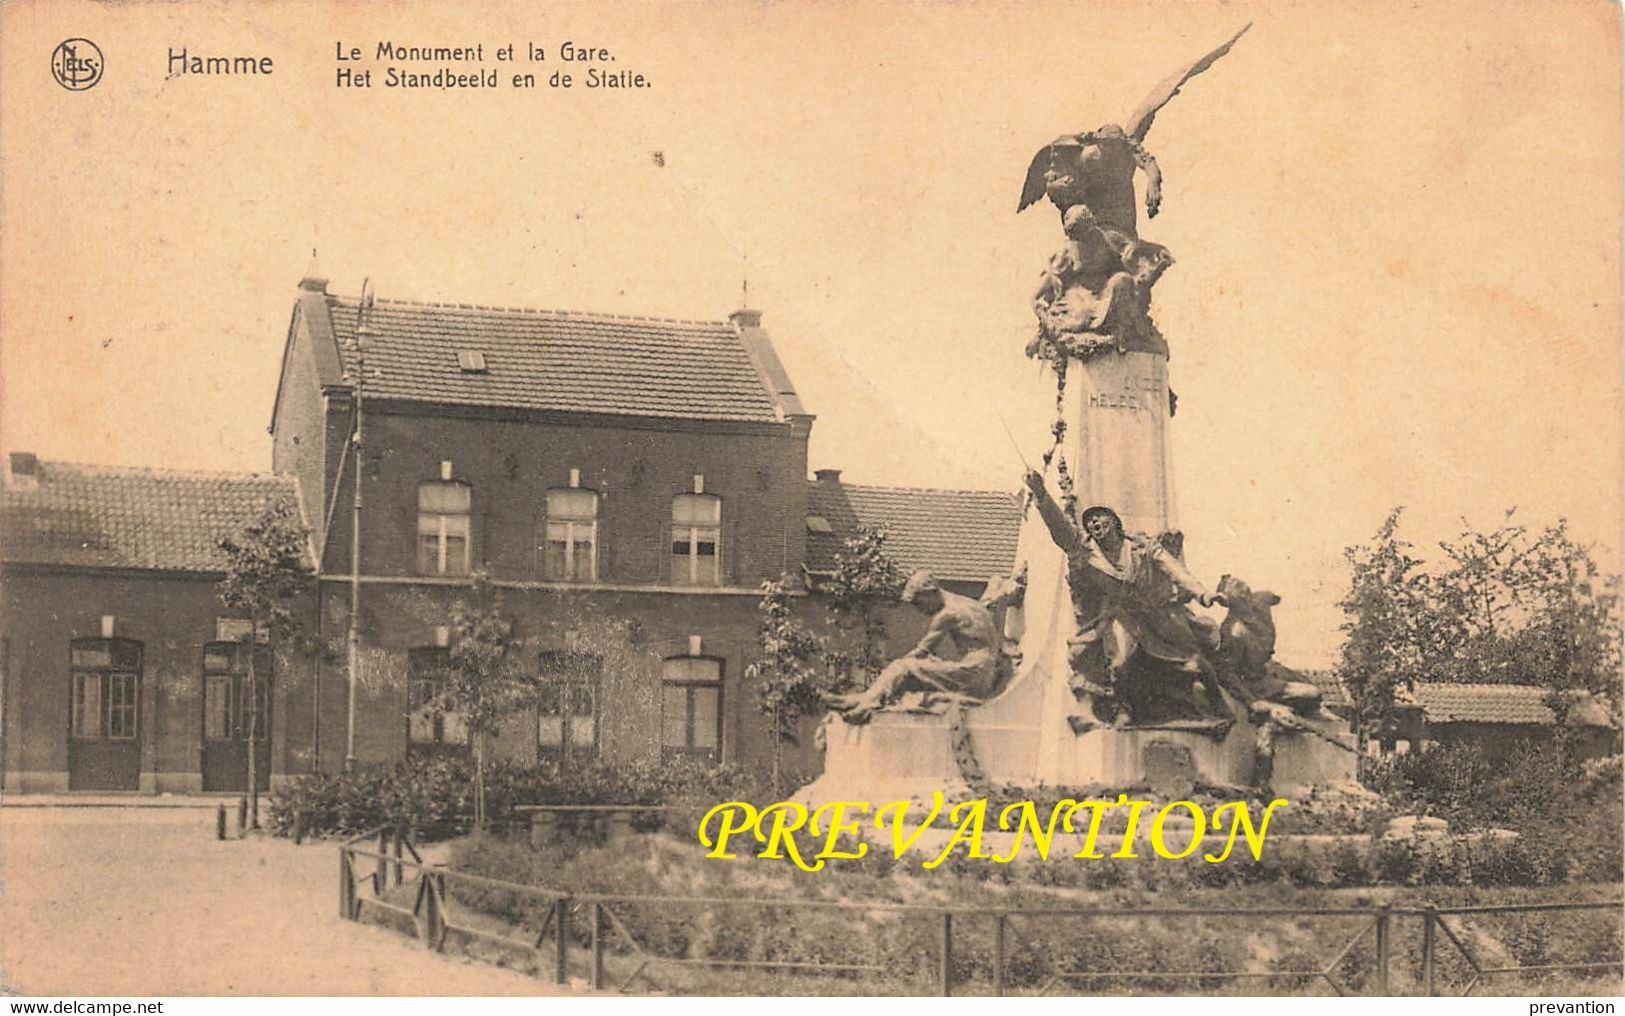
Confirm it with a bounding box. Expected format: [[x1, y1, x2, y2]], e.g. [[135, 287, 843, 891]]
[[799, 351, 1358, 805]]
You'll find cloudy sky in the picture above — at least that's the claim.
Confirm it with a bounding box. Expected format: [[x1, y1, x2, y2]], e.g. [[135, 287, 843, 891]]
[[2, 0, 1619, 664]]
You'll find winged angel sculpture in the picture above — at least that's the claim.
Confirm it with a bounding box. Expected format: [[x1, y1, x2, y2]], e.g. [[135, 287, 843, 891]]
[[1023, 25, 1250, 361]]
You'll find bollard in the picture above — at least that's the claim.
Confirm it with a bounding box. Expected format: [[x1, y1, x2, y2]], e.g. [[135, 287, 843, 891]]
[[339, 848, 355, 920], [216, 803, 227, 841], [237, 796, 248, 837], [293, 811, 304, 846], [939, 912, 954, 996]]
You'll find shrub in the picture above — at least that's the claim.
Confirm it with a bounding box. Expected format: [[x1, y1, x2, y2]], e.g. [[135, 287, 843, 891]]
[[1373, 839, 1419, 885], [268, 754, 770, 840]]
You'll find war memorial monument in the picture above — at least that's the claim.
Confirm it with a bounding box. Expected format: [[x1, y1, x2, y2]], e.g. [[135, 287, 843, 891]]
[[809, 26, 1357, 804]]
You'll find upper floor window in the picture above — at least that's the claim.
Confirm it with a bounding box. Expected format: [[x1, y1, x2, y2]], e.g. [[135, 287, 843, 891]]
[[70, 638, 141, 740], [407, 647, 467, 751], [543, 489, 598, 582], [536, 651, 600, 762], [661, 656, 722, 761], [671, 494, 722, 587], [418, 481, 471, 575]]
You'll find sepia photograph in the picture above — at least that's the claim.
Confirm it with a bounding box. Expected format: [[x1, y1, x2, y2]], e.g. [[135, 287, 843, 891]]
[[0, 0, 1620, 1001]]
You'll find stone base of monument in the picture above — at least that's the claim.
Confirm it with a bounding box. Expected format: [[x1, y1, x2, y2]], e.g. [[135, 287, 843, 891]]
[[796, 707, 1357, 806], [797, 712, 977, 806]]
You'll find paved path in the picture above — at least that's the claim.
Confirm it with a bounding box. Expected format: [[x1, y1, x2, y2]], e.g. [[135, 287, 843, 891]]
[[0, 807, 580, 996]]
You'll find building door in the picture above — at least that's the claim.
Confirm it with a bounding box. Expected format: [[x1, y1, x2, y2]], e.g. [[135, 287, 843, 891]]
[[200, 643, 271, 792], [68, 639, 142, 791]]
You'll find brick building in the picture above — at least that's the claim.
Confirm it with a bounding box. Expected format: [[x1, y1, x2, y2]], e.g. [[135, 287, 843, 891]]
[[0, 456, 311, 792], [272, 277, 819, 774], [0, 276, 1029, 794]]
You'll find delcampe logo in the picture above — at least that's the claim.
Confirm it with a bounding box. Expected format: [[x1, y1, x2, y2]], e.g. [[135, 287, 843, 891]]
[[51, 38, 104, 91]]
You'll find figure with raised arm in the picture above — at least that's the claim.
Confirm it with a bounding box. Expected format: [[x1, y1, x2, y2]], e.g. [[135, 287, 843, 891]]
[[1022, 468, 1230, 726]]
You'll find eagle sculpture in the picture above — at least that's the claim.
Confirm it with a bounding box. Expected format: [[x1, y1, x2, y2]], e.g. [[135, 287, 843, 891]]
[[1017, 24, 1251, 236]]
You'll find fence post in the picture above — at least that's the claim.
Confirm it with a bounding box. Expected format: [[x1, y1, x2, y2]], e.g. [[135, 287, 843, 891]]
[[1422, 907, 1436, 996], [392, 829, 404, 886], [418, 873, 438, 949], [993, 914, 1006, 997], [591, 902, 606, 990], [939, 912, 953, 996], [1375, 905, 1391, 995], [376, 829, 389, 894], [554, 898, 570, 985], [339, 848, 355, 920], [216, 804, 227, 841]]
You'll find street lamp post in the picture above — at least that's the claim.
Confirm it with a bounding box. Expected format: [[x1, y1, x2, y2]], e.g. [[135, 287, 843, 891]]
[[345, 282, 376, 771]]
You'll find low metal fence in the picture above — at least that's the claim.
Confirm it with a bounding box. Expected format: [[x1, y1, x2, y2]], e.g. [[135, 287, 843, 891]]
[[336, 829, 1623, 996], [1419, 901, 1624, 996]]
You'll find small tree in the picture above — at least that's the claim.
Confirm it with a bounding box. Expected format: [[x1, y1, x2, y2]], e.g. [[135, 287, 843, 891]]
[[749, 576, 826, 794], [820, 525, 905, 689], [217, 500, 312, 827], [432, 573, 542, 833], [1338, 509, 1432, 748]]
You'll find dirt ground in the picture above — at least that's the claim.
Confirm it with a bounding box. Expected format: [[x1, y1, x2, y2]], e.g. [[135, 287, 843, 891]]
[[0, 806, 582, 996]]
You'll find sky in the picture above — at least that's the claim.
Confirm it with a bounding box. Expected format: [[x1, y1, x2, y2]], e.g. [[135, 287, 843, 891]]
[[1, 0, 1620, 665]]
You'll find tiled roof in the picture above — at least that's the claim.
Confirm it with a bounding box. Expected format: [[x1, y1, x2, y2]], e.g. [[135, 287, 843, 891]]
[[1, 461, 304, 573], [325, 296, 784, 424], [1414, 683, 1562, 726], [805, 481, 1022, 583], [1288, 666, 1352, 707]]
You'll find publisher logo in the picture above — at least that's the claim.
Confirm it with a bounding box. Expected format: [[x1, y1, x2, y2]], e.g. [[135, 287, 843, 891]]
[[52, 38, 103, 91]]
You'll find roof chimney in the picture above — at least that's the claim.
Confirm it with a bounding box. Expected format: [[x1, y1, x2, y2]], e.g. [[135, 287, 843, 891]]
[[729, 308, 763, 328], [815, 468, 841, 485], [7, 452, 39, 490]]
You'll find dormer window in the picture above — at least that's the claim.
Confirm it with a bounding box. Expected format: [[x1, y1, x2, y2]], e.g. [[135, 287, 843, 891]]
[[456, 350, 488, 373], [417, 481, 472, 575], [543, 488, 598, 582]]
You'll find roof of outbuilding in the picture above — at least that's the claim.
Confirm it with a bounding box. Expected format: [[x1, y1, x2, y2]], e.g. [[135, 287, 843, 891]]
[[324, 295, 786, 424], [1267, 666, 1358, 705], [1413, 683, 1594, 727], [804, 480, 1022, 583], [0, 461, 305, 573]]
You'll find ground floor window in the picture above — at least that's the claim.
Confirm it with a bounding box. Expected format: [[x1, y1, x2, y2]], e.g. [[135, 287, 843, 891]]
[[407, 647, 467, 750], [69, 639, 141, 740], [202, 642, 270, 742], [661, 656, 722, 761], [537, 652, 600, 761]]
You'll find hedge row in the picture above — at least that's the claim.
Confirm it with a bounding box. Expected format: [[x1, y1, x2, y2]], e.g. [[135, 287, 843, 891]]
[[265, 754, 766, 840]]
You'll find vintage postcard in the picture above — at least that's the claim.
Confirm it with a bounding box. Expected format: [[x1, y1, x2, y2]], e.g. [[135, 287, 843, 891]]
[[0, 0, 1620, 1001]]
